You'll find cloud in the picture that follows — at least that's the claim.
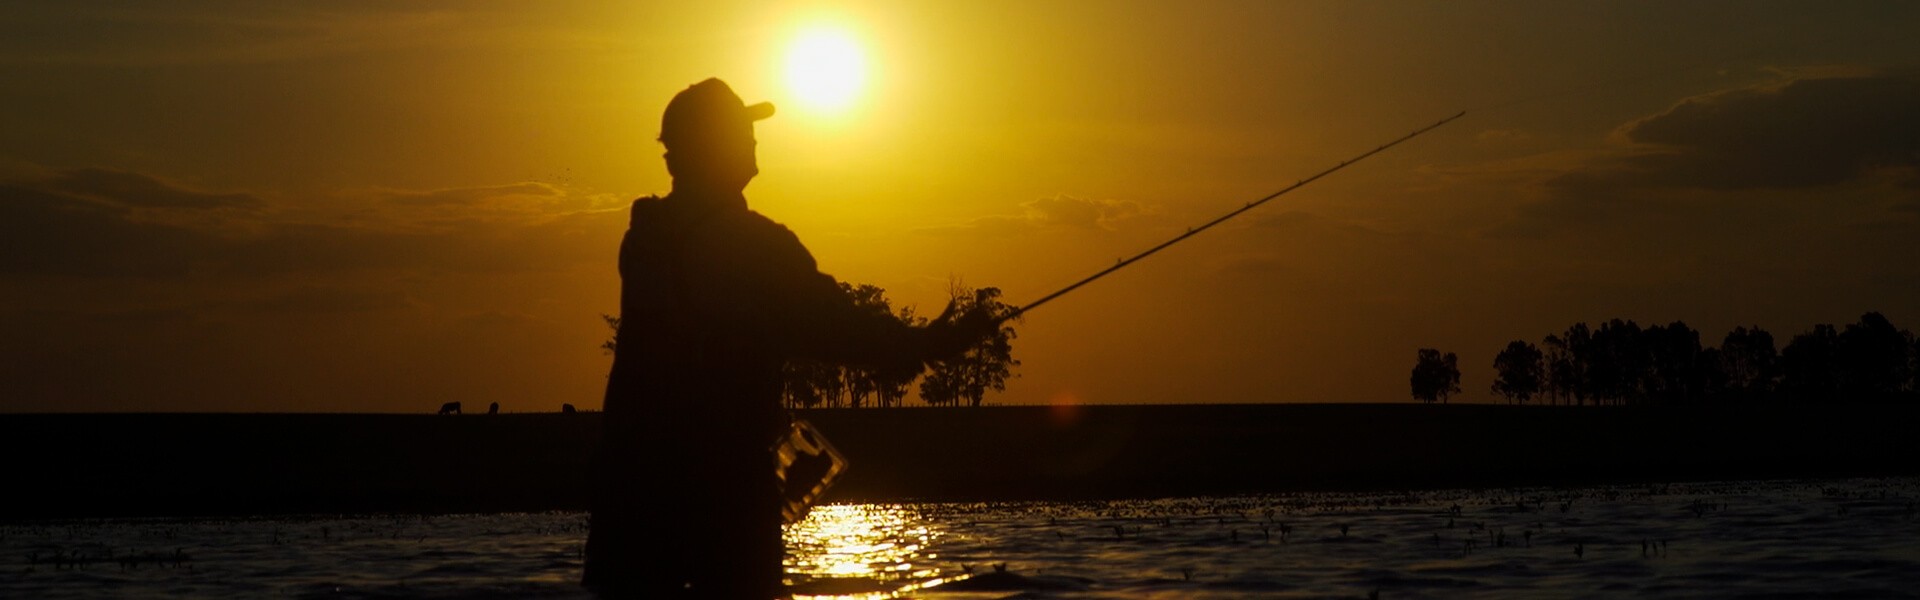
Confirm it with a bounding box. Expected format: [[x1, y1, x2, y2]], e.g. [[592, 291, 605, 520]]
[[0, 167, 269, 277], [919, 194, 1149, 236], [1625, 75, 1920, 188], [380, 182, 562, 207], [39, 167, 264, 210], [366, 182, 629, 234], [0, 179, 225, 277], [0, 167, 624, 279], [1477, 72, 1920, 238], [1024, 195, 1147, 228], [1559, 74, 1920, 193]]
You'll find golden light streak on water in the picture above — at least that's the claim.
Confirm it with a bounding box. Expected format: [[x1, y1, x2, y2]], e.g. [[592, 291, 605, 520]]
[[784, 504, 947, 599]]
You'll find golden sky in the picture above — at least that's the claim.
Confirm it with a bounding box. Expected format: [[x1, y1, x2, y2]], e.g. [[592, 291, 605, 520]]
[[4, 1, 1919, 411]]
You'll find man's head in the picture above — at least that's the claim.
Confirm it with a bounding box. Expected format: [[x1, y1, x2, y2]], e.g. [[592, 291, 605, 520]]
[[660, 78, 775, 194]]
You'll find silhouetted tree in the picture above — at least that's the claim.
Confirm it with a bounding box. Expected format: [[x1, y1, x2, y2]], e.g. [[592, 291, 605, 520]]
[[1584, 319, 1649, 405], [600, 314, 621, 355], [838, 283, 896, 408], [1410, 348, 1462, 404], [1540, 334, 1579, 405], [1643, 321, 1704, 405], [1780, 324, 1840, 404], [783, 360, 845, 408], [780, 285, 860, 408], [919, 286, 1021, 407], [1550, 323, 1595, 405], [1491, 340, 1544, 404], [1696, 346, 1730, 402], [1509, 313, 1909, 408], [605, 282, 1015, 410], [1836, 312, 1915, 402], [1913, 334, 1920, 395], [1719, 326, 1779, 402], [873, 305, 929, 407]]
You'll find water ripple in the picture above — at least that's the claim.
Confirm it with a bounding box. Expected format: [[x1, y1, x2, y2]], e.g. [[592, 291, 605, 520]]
[[1, 478, 1916, 599]]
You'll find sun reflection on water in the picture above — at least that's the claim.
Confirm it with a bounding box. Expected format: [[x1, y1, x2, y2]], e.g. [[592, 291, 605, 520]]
[[785, 504, 954, 599]]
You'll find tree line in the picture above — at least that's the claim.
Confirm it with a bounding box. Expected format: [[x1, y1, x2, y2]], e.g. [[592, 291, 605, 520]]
[[604, 283, 1021, 409], [1414, 311, 1919, 405]]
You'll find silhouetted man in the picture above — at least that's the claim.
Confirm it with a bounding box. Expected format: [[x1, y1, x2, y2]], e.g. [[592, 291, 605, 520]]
[[584, 78, 993, 598]]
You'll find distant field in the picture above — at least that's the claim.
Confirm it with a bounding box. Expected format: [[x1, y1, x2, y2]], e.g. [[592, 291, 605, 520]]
[[3, 404, 1915, 519]]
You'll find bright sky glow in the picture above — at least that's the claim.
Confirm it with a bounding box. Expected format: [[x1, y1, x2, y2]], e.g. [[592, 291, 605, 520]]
[[4, 2, 1920, 412], [783, 24, 868, 114]]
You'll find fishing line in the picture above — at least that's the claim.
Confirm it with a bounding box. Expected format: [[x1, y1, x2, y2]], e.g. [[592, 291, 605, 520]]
[[1004, 110, 1466, 321]]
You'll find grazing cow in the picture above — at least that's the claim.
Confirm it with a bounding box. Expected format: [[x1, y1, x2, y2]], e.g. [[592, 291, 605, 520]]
[[438, 401, 461, 415], [488, 402, 500, 415], [561, 403, 577, 414]]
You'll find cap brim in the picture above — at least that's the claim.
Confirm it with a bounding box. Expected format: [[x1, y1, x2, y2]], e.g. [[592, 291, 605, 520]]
[[745, 101, 776, 121]]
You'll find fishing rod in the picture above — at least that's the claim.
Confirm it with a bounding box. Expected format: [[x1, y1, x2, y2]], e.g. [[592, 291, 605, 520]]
[[1001, 110, 1466, 321], [785, 113, 1461, 519]]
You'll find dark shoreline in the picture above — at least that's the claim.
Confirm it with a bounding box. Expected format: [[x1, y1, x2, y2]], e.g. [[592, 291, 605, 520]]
[[4, 404, 1915, 520]]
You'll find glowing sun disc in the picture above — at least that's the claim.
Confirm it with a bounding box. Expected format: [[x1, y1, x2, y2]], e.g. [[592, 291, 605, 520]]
[[784, 26, 867, 113]]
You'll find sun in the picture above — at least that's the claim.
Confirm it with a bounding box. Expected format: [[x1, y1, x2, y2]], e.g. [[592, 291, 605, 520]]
[[783, 25, 868, 114]]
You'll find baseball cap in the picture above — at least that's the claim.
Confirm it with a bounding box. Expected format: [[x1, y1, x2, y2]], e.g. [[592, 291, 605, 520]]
[[659, 78, 775, 148]]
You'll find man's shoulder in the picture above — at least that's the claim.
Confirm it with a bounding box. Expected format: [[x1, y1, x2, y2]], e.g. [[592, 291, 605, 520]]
[[628, 195, 667, 224], [705, 208, 802, 246], [690, 209, 815, 272], [628, 196, 786, 238]]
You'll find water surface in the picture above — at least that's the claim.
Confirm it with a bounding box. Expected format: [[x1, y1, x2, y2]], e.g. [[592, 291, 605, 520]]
[[5, 478, 1917, 598]]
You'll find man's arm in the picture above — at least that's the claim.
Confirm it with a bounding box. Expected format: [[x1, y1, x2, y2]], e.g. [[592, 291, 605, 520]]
[[710, 216, 987, 369]]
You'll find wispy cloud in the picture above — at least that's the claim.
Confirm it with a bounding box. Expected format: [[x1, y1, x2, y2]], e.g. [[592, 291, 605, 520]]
[[0, 166, 625, 279], [917, 194, 1151, 237], [380, 182, 563, 207], [1452, 70, 1920, 238], [40, 167, 264, 210], [1585, 73, 1920, 191]]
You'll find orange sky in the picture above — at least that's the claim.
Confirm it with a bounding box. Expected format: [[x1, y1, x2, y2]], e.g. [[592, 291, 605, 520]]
[[4, 1, 1919, 412]]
